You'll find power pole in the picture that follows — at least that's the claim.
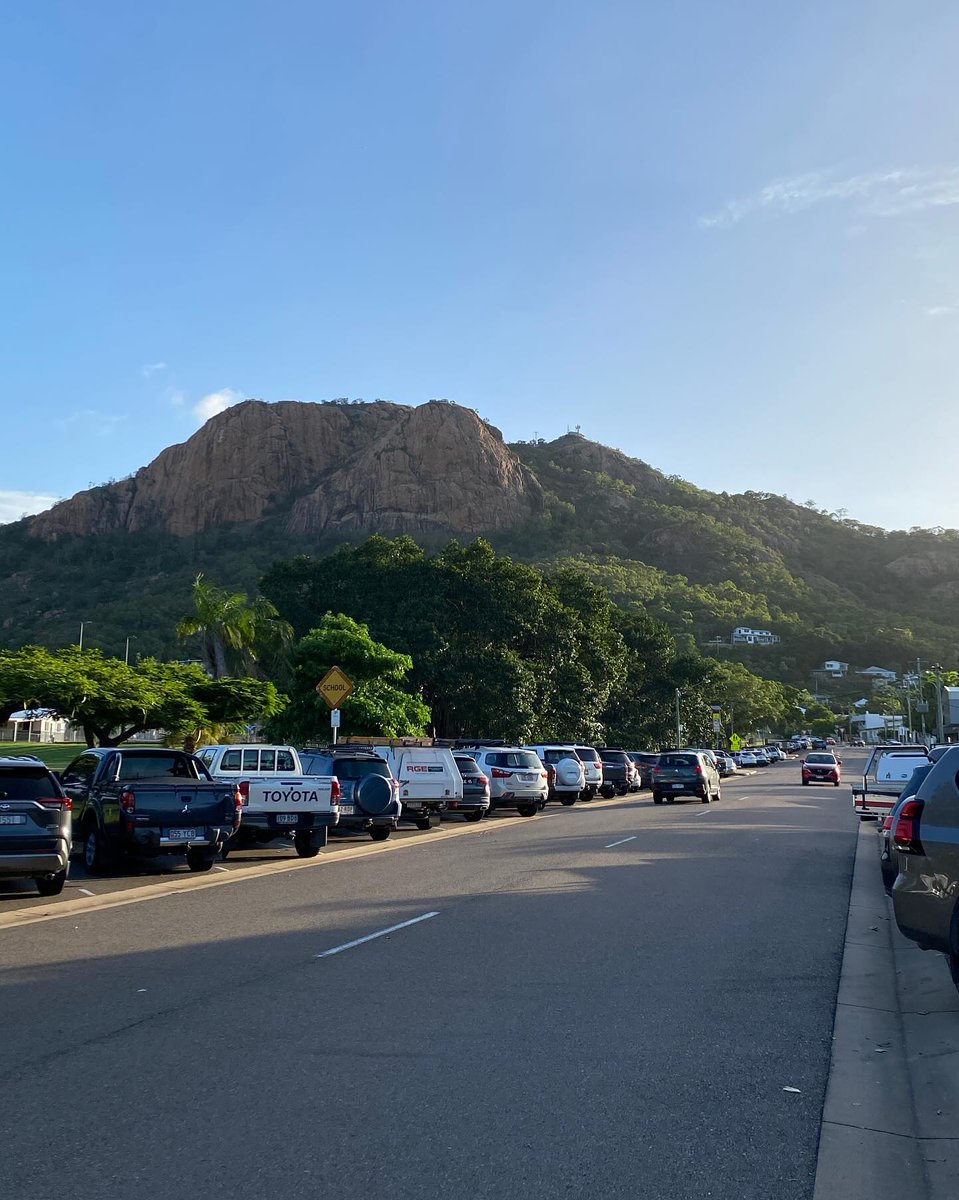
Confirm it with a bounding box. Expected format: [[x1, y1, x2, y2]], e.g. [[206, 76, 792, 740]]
[[675, 688, 682, 747]]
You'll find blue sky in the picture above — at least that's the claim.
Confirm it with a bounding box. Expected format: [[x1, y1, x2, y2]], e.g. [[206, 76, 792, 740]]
[[3, 0, 959, 530]]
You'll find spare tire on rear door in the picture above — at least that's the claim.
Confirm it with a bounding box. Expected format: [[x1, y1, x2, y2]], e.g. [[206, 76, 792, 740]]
[[356, 773, 393, 816], [555, 759, 582, 789]]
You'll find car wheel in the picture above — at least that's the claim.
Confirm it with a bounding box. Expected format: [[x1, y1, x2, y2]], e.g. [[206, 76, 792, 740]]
[[220, 843, 232, 860], [713, 787, 722, 802], [560, 794, 577, 807], [414, 816, 433, 831], [700, 791, 711, 804], [600, 786, 615, 799], [834, 781, 840, 787], [186, 847, 216, 871], [83, 824, 110, 875], [652, 792, 663, 805], [517, 804, 537, 817], [293, 833, 320, 858], [801, 779, 809, 786], [369, 826, 392, 841], [36, 870, 67, 897], [463, 809, 484, 822]]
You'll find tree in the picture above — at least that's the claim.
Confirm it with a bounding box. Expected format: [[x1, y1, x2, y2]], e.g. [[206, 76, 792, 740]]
[[266, 614, 430, 744], [177, 574, 292, 680]]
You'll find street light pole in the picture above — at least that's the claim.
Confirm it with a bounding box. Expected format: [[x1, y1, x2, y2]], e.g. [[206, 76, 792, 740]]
[[932, 664, 946, 744], [675, 688, 682, 747], [78, 621, 89, 651], [124, 636, 137, 665]]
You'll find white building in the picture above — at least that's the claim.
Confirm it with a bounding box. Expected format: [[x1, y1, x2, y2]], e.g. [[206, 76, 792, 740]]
[[858, 666, 898, 683], [731, 626, 781, 646], [0, 709, 81, 744], [850, 712, 907, 742], [823, 660, 849, 678]]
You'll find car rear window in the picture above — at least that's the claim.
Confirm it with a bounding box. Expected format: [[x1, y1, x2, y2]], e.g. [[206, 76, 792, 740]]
[[455, 756, 479, 774], [575, 747, 601, 762], [659, 753, 700, 768], [331, 758, 391, 781], [0, 767, 60, 799], [488, 752, 542, 770], [600, 751, 629, 763], [116, 754, 201, 780]]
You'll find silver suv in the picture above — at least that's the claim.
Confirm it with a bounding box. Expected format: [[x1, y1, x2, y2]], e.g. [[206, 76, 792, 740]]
[[459, 747, 548, 817], [527, 745, 585, 806], [0, 756, 72, 895]]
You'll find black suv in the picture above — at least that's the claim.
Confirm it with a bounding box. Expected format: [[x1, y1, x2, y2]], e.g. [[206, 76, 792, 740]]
[[598, 748, 633, 797], [299, 747, 401, 841], [0, 756, 72, 896]]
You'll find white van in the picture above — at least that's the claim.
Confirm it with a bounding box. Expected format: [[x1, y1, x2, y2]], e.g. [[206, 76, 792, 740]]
[[374, 746, 463, 830]]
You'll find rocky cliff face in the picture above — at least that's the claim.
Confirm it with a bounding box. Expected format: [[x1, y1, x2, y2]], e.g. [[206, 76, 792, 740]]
[[29, 400, 545, 541]]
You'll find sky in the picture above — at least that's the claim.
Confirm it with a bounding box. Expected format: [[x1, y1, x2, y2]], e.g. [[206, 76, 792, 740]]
[[3, 0, 959, 530]]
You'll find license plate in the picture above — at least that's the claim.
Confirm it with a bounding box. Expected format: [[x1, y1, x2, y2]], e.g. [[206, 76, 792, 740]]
[[672, 783, 684, 789], [275, 813, 299, 825], [0, 814, 26, 825], [166, 828, 197, 840], [520, 773, 536, 781], [339, 805, 355, 815]]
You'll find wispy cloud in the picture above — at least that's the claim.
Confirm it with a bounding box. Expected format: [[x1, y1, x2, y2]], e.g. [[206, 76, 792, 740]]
[[0, 490, 60, 525], [924, 304, 959, 318], [193, 388, 243, 423], [141, 361, 167, 377], [699, 167, 959, 229], [56, 409, 127, 436]]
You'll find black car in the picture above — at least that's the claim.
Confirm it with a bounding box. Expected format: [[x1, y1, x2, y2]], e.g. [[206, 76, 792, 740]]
[[598, 748, 633, 798], [0, 756, 72, 896], [299, 747, 401, 841], [629, 752, 660, 789], [450, 755, 491, 822], [879, 763, 934, 895]]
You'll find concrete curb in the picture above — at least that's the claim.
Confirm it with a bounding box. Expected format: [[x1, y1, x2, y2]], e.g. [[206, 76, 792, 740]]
[[813, 823, 959, 1200]]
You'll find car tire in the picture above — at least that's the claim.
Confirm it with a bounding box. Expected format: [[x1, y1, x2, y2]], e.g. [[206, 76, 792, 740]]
[[414, 816, 432, 831], [83, 824, 110, 876], [652, 792, 663, 805], [517, 804, 537, 817], [700, 792, 711, 804], [713, 787, 722, 802], [463, 809, 484, 822], [834, 781, 840, 787], [802, 779, 809, 786], [369, 826, 392, 841], [559, 794, 577, 807], [293, 833, 320, 858], [36, 869, 67, 897], [220, 843, 232, 860], [186, 848, 216, 871]]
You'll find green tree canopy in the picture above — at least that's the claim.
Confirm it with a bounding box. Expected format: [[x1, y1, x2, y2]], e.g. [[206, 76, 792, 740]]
[[177, 574, 292, 680]]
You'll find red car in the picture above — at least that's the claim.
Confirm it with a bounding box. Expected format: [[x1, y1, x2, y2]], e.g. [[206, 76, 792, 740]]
[[802, 752, 842, 787]]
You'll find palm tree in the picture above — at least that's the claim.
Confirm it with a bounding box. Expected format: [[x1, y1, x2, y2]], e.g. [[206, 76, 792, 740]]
[[177, 575, 292, 680]]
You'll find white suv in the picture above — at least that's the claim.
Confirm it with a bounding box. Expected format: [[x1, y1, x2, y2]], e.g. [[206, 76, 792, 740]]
[[526, 745, 585, 806], [458, 746, 548, 817]]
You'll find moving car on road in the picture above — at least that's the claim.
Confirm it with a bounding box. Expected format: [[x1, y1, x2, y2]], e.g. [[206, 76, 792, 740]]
[[651, 751, 721, 805], [801, 752, 842, 786], [0, 756, 72, 896]]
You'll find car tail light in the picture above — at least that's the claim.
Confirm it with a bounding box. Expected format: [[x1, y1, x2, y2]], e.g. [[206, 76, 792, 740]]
[[331, 778, 341, 803], [881, 815, 894, 832], [238, 781, 250, 803], [120, 790, 136, 814], [232, 788, 243, 827], [39, 797, 72, 810], [893, 799, 925, 855], [693, 764, 703, 775], [478, 775, 489, 786], [491, 767, 513, 778], [653, 765, 662, 775]]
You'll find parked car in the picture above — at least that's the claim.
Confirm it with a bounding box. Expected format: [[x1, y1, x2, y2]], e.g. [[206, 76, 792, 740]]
[[714, 751, 737, 776], [628, 752, 660, 788], [450, 755, 491, 821], [892, 746, 959, 990], [60, 747, 241, 873], [198, 744, 339, 857], [764, 745, 785, 762], [598, 748, 635, 797], [651, 751, 722, 805], [458, 747, 548, 817], [738, 751, 758, 768], [299, 747, 401, 841], [374, 745, 463, 829], [527, 745, 584, 806], [801, 752, 842, 787], [878, 764, 934, 895], [0, 756, 72, 896], [573, 745, 603, 800]]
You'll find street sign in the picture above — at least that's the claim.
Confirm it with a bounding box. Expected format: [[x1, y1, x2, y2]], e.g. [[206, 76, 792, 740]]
[[730, 733, 743, 751], [330, 708, 341, 729], [712, 717, 722, 733], [315, 666, 355, 709]]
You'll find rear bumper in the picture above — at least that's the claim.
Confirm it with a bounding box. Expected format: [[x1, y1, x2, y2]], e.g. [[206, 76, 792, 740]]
[[444, 797, 490, 812], [893, 861, 954, 954], [0, 843, 70, 877], [238, 812, 339, 832], [654, 783, 706, 798], [130, 827, 235, 855]]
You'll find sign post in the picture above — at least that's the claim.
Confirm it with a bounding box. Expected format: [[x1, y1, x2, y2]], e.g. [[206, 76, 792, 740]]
[[315, 667, 355, 747]]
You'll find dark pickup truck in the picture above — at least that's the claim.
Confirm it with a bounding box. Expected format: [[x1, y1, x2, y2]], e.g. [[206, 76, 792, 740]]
[[60, 747, 242, 874]]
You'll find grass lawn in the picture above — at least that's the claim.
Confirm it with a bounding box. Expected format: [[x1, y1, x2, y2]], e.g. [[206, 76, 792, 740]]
[[0, 742, 89, 769]]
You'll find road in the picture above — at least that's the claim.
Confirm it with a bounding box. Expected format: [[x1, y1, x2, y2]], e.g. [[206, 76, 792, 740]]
[[0, 759, 859, 1199]]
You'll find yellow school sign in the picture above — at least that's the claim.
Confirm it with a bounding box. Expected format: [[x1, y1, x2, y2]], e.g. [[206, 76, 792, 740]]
[[315, 666, 355, 709], [729, 733, 743, 751]]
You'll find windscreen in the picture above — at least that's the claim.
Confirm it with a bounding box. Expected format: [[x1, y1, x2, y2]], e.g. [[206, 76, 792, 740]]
[[116, 753, 201, 780], [658, 753, 700, 769], [805, 754, 836, 764], [489, 752, 542, 770]]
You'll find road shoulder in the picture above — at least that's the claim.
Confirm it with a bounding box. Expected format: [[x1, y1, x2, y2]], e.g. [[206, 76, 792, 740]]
[[813, 823, 959, 1200]]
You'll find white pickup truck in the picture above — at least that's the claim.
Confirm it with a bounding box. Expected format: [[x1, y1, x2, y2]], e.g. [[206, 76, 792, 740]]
[[851, 745, 929, 821], [196, 744, 339, 858]]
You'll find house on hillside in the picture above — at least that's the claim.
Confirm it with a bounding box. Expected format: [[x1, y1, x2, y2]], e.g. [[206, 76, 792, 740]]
[[850, 711, 907, 742], [858, 666, 898, 683], [731, 626, 780, 646], [823, 660, 849, 678]]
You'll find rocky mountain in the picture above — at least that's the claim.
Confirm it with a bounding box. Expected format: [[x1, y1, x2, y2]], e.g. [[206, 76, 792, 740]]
[[4, 398, 959, 681], [32, 399, 544, 541]]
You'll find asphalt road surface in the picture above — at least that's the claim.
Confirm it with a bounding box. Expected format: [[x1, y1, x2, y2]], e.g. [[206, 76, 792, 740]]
[[0, 759, 860, 1200]]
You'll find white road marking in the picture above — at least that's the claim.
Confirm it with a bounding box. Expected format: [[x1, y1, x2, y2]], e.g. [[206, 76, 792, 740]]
[[77, 888, 96, 896], [316, 911, 439, 958], [695, 808, 714, 816], [605, 836, 637, 848], [213, 865, 229, 872]]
